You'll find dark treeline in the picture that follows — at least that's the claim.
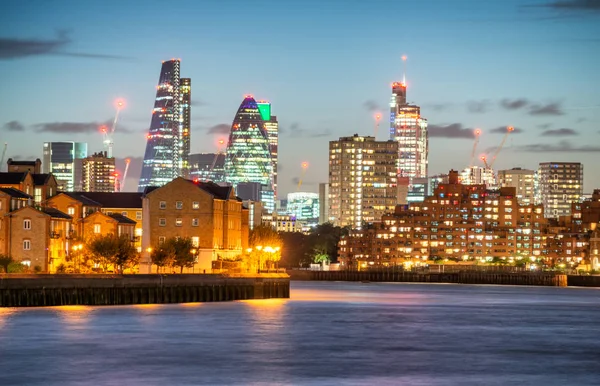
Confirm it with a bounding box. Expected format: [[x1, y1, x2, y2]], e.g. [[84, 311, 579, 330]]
[[279, 223, 349, 268]]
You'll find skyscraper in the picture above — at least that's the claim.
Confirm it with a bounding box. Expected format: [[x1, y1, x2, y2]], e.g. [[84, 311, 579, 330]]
[[42, 142, 88, 191], [138, 60, 190, 192], [225, 96, 274, 211], [498, 168, 536, 205], [538, 162, 583, 218], [287, 192, 319, 224], [257, 100, 279, 198], [81, 151, 116, 192], [389, 81, 428, 179], [189, 153, 225, 183], [329, 135, 399, 228]]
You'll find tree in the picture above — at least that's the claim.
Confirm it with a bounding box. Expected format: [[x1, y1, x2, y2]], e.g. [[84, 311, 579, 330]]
[[250, 224, 282, 249], [312, 244, 330, 264], [150, 247, 172, 273], [0, 254, 14, 273], [87, 234, 138, 273], [112, 235, 140, 274], [164, 237, 195, 273]]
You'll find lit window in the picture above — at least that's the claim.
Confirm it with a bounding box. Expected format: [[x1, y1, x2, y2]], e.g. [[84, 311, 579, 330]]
[[192, 201, 199, 209], [122, 212, 127, 217], [159, 218, 166, 226], [159, 236, 166, 245], [136, 211, 142, 220], [23, 240, 31, 250], [94, 224, 101, 234], [175, 218, 183, 227], [192, 218, 199, 227], [176, 201, 183, 209], [159, 201, 167, 209], [192, 236, 199, 247], [23, 219, 31, 230], [67, 207, 75, 215]]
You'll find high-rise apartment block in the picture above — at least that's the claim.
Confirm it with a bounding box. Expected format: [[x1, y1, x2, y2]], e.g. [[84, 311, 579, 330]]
[[329, 134, 399, 228], [42, 142, 88, 191], [138, 60, 190, 191], [538, 162, 583, 218], [389, 81, 428, 179], [81, 151, 116, 192], [461, 166, 497, 189], [498, 168, 535, 205]]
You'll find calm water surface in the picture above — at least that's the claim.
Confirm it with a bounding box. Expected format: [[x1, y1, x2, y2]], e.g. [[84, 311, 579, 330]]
[[1, 282, 600, 385]]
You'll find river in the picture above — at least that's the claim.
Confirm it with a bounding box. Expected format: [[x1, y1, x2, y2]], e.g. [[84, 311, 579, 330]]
[[1, 282, 600, 385]]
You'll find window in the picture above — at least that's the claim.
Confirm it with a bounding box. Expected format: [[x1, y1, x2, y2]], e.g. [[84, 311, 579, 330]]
[[192, 201, 199, 209], [94, 224, 101, 234], [159, 236, 166, 245], [176, 201, 183, 209], [136, 211, 142, 220], [67, 207, 75, 215], [175, 218, 183, 227], [23, 240, 31, 250], [21, 259, 31, 267], [122, 211, 128, 217], [159, 201, 167, 209], [23, 219, 31, 230], [192, 218, 199, 227], [159, 218, 166, 226], [34, 187, 42, 203], [192, 236, 199, 247]]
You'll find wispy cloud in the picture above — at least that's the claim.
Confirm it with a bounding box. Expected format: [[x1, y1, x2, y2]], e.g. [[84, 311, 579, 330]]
[[363, 100, 381, 112], [428, 123, 476, 139], [542, 0, 600, 12], [517, 140, 600, 152], [33, 120, 132, 134], [529, 102, 564, 116], [287, 122, 332, 138], [2, 121, 25, 132], [541, 128, 578, 136], [489, 126, 524, 134], [0, 31, 129, 60], [466, 100, 491, 114], [500, 98, 529, 110], [206, 123, 230, 135]]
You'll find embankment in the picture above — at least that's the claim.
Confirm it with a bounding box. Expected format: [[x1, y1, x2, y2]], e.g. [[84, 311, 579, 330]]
[[0, 274, 290, 307]]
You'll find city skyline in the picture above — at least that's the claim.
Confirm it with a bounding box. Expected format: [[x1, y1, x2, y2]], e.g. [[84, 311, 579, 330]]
[[1, 0, 599, 196]]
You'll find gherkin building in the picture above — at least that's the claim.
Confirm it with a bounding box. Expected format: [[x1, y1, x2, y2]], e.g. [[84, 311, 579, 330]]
[[225, 96, 274, 189]]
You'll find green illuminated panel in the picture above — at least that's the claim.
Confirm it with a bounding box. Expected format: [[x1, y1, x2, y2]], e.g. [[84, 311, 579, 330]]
[[257, 102, 271, 121]]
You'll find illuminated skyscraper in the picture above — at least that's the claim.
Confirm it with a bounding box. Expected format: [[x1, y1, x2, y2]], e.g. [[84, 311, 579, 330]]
[[389, 81, 428, 180], [538, 162, 583, 218], [42, 141, 88, 191], [257, 100, 278, 197], [225, 96, 274, 210], [81, 151, 116, 193], [138, 60, 190, 192]]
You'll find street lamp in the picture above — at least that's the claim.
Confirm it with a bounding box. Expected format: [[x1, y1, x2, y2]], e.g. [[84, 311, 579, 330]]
[[71, 244, 83, 273]]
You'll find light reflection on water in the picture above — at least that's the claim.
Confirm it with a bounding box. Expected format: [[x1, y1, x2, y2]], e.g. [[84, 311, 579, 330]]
[[1, 282, 600, 386]]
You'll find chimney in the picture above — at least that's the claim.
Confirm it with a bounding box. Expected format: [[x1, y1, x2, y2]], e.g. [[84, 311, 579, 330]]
[[448, 169, 459, 184]]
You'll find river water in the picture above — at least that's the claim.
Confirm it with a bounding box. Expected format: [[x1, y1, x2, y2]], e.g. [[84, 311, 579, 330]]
[[1, 282, 600, 385]]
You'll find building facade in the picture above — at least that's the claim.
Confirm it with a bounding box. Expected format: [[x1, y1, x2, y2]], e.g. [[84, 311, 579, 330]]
[[82, 152, 116, 192], [189, 153, 225, 183], [180, 78, 191, 177], [287, 192, 319, 224], [7, 159, 42, 174], [538, 162, 583, 218], [138, 60, 190, 191], [318, 182, 329, 224], [257, 100, 278, 197], [329, 135, 399, 228], [460, 166, 497, 189], [498, 168, 535, 205], [42, 142, 87, 191]]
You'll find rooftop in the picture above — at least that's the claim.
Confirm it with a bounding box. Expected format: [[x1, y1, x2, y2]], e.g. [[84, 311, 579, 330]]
[[107, 213, 137, 225], [0, 172, 27, 185], [71, 192, 143, 209], [0, 187, 32, 199]]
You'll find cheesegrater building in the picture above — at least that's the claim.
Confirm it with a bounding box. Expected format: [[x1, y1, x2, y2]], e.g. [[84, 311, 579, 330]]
[[138, 60, 191, 192]]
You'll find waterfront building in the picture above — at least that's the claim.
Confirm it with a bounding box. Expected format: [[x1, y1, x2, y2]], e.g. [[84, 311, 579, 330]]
[[287, 192, 319, 224], [139, 60, 190, 191], [0, 171, 58, 205], [82, 211, 136, 245], [568, 189, 600, 233], [6, 159, 41, 174], [224, 96, 274, 211], [189, 153, 225, 183], [257, 100, 278, 197], [538, 162, 583, 218], [498, 168, 535, 205], [318, 182, 329, 224], [42, 141, 87, 191], [82, 152, 116, 193], [329, 134, 399, 228], [140, 177, 249, 273]]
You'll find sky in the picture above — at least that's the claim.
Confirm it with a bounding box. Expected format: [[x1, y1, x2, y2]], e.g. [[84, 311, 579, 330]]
[[0, 0, 599, 196]]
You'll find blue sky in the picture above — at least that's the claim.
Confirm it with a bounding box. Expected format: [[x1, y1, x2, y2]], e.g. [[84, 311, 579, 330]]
[[1, 0, 599, 195]]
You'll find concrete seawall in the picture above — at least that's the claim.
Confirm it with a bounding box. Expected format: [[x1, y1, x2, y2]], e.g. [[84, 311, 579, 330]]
[[289, 270, 567, 287], [0, 274, 290, 307]]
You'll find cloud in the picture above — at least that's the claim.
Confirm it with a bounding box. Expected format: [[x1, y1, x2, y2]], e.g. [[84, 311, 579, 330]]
[[33, 120, 132, 134], [2, 121, 25, 132], [363, 100, 381, 112], [576, 117, 587, 123], [191, 99, 207, 107], [0, 31, 129, 60], [428, 123, 476, 139], [429, 103, 453, 112], [287, 123, 332, 138], [542, 0, 600, 11], [537, 123, 552, 129], [466, 100, 491, 114], [206, 123, 230, 135], [517, 140, 600, 153], [500, 98, 529, 110], [489, 126, 524, 134], [529, 102, 564, 116], [541, 128, 578, 136]]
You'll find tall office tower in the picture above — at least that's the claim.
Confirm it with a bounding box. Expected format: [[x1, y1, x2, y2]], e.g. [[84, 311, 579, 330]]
[[225, 95, 274, 211], [42, 142, 88, 191], [329, 134, 399, 228], [287, 192, 319, 224], [498, 168, 535, 205], [138, 59, 190, 191], [538, 162, 583, 218], [318, 182, 329, 224], [460, 166, 497, 189], [189, 153, 225, 182], [257, 100, 278, 198], [180, 78, 191, 177], [389, 81, 428, 179], [81, 151, 116, 192]]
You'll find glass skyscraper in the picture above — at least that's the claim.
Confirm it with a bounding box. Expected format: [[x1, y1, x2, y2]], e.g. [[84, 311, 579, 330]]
[[138, 60, 190, 191], [225, 96, 274, 211], [42, 141, 88, 191], [257, 100, 278, 197]]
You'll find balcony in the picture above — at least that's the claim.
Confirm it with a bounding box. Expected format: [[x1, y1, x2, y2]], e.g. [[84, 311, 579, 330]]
[[50, 231, 62, 239]]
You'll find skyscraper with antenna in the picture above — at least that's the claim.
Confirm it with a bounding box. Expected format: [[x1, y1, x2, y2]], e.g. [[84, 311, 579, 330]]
[[389, 55, 428, 180]]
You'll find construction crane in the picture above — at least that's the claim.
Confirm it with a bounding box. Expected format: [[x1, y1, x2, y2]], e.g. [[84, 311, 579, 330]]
[[480, 155, 490, 169], [210, 139, 226, 174], [470, 129, 481, 167], [0, 143, 7, 171], [297, 162, 309, 190], [120, 158, 131, 192], [373, 113, 381, 138], [489, 126, 514, 168], [103, 99, 125, 158]]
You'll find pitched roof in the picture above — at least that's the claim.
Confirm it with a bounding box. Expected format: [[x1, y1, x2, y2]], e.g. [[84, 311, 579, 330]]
[[107, 213, 137, 224], [39, 207, 72, 220], [70, 192, 143, 209], [193, 180, 233, 200], [61, 192, 103, 207], [143, 186, 160, 196], [32, 173, 53, 185], [7, 160, 37, 166], [0, 187, 32, 199], [0, 172, 27, 185]]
